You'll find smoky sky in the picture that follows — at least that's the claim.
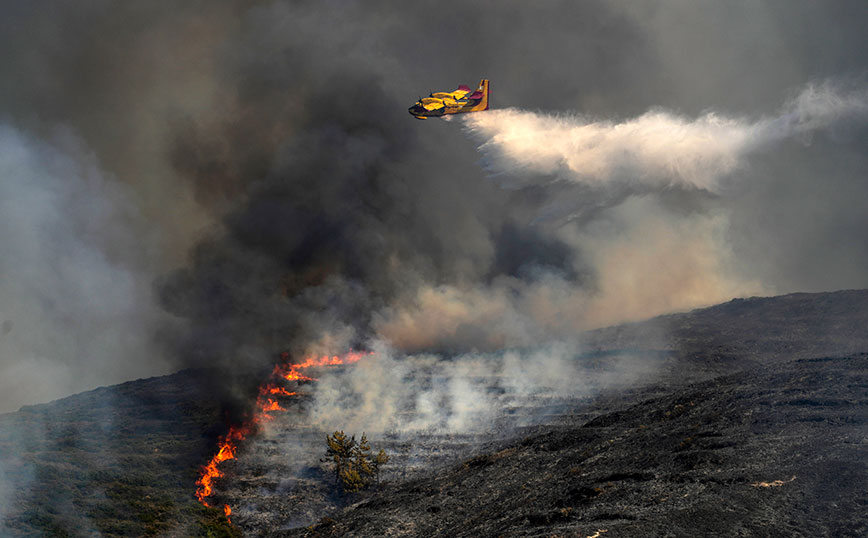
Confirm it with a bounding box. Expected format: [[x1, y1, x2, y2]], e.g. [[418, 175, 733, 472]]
[[1, 0, 867, 413]]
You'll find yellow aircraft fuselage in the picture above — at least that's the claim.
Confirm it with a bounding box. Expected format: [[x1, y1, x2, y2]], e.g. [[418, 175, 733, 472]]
[[408, 79, 489, 120]]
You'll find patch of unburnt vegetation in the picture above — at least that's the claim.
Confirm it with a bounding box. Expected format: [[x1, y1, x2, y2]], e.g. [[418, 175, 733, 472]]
[[0, 370, 224, 536]]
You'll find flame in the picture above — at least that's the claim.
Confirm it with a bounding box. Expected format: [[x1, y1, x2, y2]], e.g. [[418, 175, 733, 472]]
[[272, 351, 368, 382], [195, 424, 248, 503], [267, 386, 296, 396], [194, 351, 372, 516], [261, 398, 284, 412]]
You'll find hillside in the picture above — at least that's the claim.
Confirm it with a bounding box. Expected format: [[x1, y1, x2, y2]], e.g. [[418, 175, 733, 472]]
[[2, 289, 868, 536], [0, 370, 232, 536], [587, 289, 868, 369], [282, 354, 868, 537]]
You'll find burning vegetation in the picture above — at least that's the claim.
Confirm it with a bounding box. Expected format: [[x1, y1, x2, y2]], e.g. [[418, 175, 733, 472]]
[[194, 351, 372, 519]]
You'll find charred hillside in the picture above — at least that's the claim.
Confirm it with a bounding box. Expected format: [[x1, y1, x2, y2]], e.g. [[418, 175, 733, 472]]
[[588, 289, 868, 366], [2, 289, 868, 536], [283, 353, 868, 537]]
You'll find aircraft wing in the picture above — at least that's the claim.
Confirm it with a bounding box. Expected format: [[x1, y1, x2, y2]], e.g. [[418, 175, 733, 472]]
[[431, 85, 471, 101], [432, 89, 469, 100], [419, 97, 445, 111], [451, 88, 471, 100]]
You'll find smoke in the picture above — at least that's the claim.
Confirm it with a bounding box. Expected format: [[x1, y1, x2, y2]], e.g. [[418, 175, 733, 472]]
[[151, 13, 867, 426], [303, 196, 764, 434], [0, 0, 866, 419], [304, 341, 659, 435], [463, 82, 868, 195], [294, 79, 867, 436], [0, 4, 866, 533], [0, 125, 170, 413]]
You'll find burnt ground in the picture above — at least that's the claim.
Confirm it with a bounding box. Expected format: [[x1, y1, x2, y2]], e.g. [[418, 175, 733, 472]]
[[586, 289, 868, 368], [2, 289, 868, 536], [223, 290, 868, 534], [278, 354, 868, 537]]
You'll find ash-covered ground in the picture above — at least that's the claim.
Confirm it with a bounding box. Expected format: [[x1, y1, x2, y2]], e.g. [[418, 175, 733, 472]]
[[216, 380, 627, 534], [217, 289, 868, 536], [2, 289, 868, 536], [280, 353, 868, 537]]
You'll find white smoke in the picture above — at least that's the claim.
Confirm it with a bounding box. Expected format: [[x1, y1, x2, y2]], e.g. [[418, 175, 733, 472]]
[[371, 196, 765, 349], [0, 124, 170, 413], [304, 340, 659, 435], [463, 82, 868, 192], [305, 208, 762, 435]]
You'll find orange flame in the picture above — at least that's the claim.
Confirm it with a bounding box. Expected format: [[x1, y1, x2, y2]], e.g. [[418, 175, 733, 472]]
[[194, 351, 372, 514], [267, 386, 296, 396], [272, 351, 368, 382], [261, 398, 284, 412]]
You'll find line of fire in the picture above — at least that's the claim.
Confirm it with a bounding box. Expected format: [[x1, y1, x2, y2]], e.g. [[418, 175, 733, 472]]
[[194, 351, 370, 523]]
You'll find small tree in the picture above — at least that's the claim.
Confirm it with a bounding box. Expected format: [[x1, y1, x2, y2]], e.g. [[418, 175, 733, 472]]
[[325, 431, 355, 487], [354, 433, 374, 482], [339, 466, 367, 493], [373, 448, 390, 486], [324, 431, 388, 493]]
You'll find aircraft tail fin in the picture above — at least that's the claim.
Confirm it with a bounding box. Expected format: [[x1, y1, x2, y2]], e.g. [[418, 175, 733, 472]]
[[469, 79, 489, 111]]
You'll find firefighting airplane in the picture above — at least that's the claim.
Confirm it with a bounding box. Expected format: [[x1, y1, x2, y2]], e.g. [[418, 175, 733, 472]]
[[408, 79, 489, 120]]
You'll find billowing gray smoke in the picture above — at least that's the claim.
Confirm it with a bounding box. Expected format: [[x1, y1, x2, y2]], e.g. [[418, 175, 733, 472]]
[[0, 125, 169, 414], [2, 0, 868, 418]]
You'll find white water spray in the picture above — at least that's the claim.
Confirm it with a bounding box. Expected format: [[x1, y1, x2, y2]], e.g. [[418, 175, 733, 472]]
[[463, 82, 868, 192]]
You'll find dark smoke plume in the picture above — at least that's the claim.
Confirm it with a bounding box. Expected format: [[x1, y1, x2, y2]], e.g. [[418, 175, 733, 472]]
[[2, 0, 868, 417]]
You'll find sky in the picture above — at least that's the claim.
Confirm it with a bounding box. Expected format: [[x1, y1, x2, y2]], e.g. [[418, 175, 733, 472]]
[[1, 0, 867, 413]]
